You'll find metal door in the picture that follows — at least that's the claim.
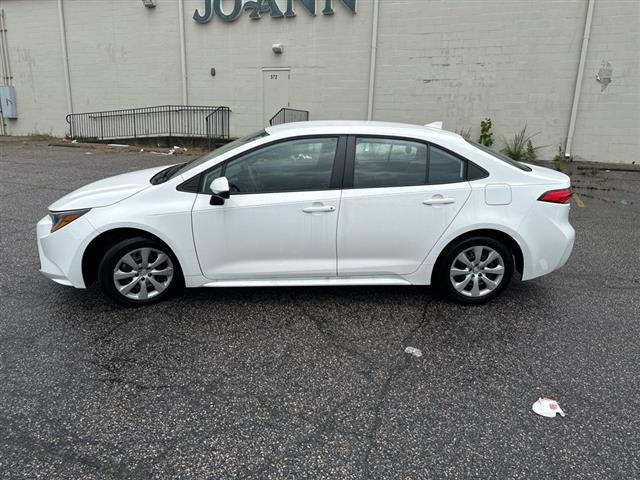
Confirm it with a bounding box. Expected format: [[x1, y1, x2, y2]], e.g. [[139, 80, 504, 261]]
[[262, 68, 290, 125]]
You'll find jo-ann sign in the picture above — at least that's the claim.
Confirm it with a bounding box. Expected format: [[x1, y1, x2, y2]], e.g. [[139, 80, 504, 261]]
[[193, 0, 357, 23]]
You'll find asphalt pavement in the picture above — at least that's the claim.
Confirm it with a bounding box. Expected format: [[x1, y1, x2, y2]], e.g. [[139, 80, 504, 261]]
[[1, 137, 639, 479]]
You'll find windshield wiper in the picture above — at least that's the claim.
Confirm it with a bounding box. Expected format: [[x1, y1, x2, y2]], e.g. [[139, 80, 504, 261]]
[[150, 163, 186, 185]]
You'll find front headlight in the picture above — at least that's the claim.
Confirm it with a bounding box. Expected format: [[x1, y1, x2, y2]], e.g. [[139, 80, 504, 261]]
[[49, 209, 91, 233]]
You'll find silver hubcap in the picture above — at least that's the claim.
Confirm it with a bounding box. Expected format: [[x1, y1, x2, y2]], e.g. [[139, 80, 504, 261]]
[[449, 245, 505, 298], [113, 247, 174, 301]]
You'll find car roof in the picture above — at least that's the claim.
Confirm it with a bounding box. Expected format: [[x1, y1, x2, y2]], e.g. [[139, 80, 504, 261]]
[[265, 120, 463, 143]]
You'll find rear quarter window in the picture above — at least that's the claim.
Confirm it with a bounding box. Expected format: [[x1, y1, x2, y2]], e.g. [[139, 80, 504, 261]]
[[467, 161, 489, 181]]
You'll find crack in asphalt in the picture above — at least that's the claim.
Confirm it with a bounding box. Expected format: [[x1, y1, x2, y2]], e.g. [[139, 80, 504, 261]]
[[0, 412, 120, 477], [361, 297, 439, 479], [295, 293, 407, 369], [294, 293, 441, 479]]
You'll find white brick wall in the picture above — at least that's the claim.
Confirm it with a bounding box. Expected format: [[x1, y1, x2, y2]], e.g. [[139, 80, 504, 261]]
[[1, 0, 638, 163], [372, 0, 588, 161], [62, 0, 183, 111], [1, 0, 68, 136], [571, 0, 640, 163], [183, 0, 373, 133]]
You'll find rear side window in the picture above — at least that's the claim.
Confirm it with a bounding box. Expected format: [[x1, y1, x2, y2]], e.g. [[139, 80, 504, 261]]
[[428, 146, 466, 184], [353, 138, 428, 188]]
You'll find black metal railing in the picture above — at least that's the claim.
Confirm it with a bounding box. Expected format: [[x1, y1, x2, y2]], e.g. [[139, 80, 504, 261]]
[[66, 105, 231, 142], [269, 107, 309, 126]]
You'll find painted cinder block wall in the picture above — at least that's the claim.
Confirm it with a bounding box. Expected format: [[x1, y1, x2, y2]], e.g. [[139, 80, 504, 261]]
[[0, 0, 69, 136], [0, 0, 638, 164]]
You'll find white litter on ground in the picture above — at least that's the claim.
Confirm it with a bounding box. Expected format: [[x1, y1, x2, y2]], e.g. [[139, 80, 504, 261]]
[[168, 146, 187, 155], [532, 397, 565, 418], [404, 346, 423, 357]]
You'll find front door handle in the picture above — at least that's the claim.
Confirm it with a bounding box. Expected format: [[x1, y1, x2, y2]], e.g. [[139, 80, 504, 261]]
[[423, 198, 455, 206], [303, 205, 336, 213]]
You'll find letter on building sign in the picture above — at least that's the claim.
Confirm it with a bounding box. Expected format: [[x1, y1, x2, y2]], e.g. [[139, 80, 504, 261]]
[[193, 0, 214, 23], [322, 0, 357, 15], [214, 0, 243, 22], [193, 0, 357, 24], [285, 0, 317, 17], [246, 0, 284, 19]]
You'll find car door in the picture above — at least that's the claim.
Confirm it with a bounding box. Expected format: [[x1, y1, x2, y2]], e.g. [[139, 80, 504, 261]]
[[191, 136, 345, 280], [337, 137, 472, 276]]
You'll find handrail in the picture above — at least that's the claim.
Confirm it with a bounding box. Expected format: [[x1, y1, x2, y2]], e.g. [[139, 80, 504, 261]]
[[204, 106, 226, 122], [269, 107, 309, 126], [65, 105, 231, 142]]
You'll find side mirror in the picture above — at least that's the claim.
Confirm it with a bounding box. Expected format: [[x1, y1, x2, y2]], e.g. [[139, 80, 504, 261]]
[[210, 176, 230, 198], [209, 176, 230, 205]]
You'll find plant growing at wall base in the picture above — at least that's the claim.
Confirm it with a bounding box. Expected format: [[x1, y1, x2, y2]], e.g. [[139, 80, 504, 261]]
[[553, 146, 566, 172], [525, 140, 537, 163], [478, 118, 494, 147], [501, 125, 542, 162]]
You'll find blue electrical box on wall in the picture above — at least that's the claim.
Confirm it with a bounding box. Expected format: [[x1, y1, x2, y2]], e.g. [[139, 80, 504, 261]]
[[0, 85, 17, 119]]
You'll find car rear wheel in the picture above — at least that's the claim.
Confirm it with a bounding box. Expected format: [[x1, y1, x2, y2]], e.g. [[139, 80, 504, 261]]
[[438, 236, 514, 305], [98, 237, 181, 307]]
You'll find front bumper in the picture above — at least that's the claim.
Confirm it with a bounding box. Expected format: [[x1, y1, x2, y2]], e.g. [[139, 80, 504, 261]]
[[37, 214, 96, 288]]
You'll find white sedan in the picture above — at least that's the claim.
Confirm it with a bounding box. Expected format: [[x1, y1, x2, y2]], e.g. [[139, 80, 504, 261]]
[[37, 121, 575, 306]]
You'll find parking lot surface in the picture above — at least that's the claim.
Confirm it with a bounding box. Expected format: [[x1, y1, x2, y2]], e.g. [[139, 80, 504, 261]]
[[1, 137, 639, 479]]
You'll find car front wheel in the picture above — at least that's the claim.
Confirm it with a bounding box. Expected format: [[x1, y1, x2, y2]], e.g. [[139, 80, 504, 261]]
[[438, 236, 514, 305], [98, 237, 181, 307]]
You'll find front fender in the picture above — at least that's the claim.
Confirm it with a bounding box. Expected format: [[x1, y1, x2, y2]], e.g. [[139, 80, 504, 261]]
[[85, 209, 202, 279]]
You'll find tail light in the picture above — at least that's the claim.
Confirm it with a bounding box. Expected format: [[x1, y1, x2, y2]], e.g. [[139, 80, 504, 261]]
[[538, 188, 572, 204]]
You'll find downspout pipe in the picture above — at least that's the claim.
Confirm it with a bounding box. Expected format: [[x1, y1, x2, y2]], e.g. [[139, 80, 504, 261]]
[[0, 10, 9, 136], [57, 0, 73, 116], [1, 9, 14, 84], [565, 0, 595, 159], [366, 0, 380, 121], [178, 0, 189, 105]]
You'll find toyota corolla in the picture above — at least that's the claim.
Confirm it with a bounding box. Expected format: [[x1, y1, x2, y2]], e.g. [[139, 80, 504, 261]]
[[37, 121, 575, 306]]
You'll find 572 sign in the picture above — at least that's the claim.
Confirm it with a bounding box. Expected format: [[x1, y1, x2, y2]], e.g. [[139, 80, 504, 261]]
[[193, 0, 357, 24]]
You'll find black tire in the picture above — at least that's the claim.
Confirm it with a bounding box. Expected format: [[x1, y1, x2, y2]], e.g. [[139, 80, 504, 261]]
[[98, 237, 182, 307], [437, 236, 514, 305]]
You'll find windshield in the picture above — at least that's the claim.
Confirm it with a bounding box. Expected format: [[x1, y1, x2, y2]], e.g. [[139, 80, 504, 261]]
[[466, 140, 532, 172], [170, 130, 269, 180]]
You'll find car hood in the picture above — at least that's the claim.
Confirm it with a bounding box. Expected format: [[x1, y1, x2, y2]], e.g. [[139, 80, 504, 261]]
[[48, 165, 170, 211]]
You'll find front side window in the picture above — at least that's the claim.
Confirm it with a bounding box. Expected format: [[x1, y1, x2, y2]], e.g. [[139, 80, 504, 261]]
[[353, 138, 428, 188], [221, 137, 338, 194], [173, 129, 269, 181]]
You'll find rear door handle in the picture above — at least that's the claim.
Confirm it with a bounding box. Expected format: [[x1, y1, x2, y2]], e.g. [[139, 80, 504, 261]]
[[423, 198, 455, 205], [302, 205, 336, 213]]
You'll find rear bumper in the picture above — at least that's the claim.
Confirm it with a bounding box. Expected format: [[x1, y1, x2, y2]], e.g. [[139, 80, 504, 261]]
[[37, 215, 95, 288], [520, 203, 575, 281]]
